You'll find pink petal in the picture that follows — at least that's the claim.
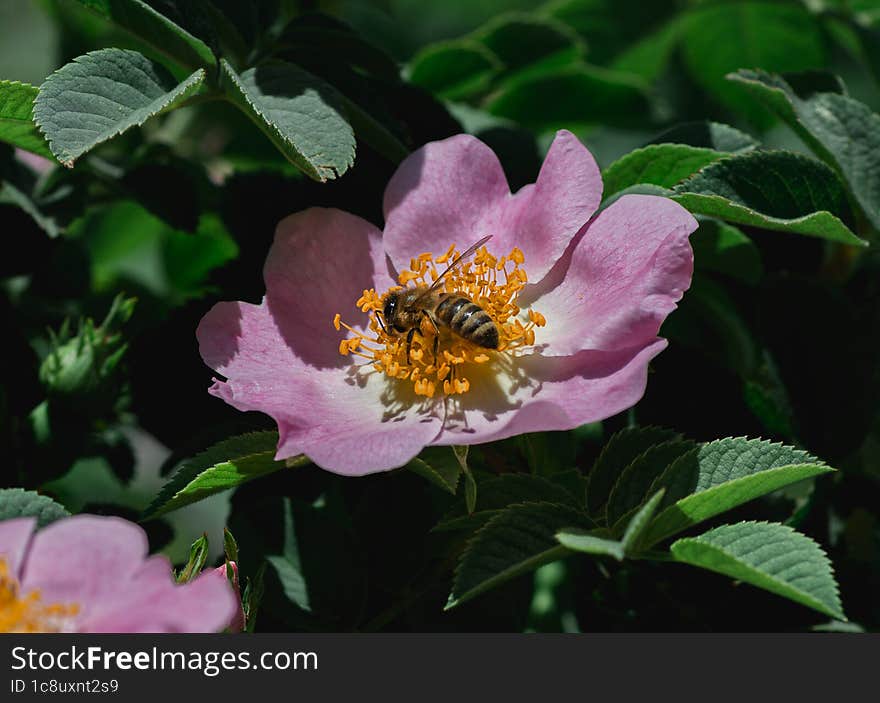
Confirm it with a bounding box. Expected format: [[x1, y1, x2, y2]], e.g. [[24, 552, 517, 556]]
[[530, 194, 697, 356], [498, 129, 602, 282], [383, 131, 601, 284], [204, 319, 444, 474], [434, 339, 667, 446], [0, 517, 36, 580], [263, 207, 395, 369], [383, 134, 509, 274], [19, 516, 148, 619], [198, 209, 444, 475], [82, 556, 237, 633]]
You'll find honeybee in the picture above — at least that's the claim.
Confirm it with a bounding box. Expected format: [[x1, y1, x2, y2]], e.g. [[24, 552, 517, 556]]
[[381, 235, 499, 361]]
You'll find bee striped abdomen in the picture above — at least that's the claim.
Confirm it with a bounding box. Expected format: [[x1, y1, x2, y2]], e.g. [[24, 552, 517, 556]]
[[436, 295, 499, 349]]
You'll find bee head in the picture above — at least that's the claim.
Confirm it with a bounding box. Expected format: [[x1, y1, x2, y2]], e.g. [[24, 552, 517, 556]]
[[383, 292, 404, 331]]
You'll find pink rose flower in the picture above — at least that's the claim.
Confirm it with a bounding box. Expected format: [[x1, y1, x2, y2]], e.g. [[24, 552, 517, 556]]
[[197, 130, 697, 475], [0, 515, 237, 633]]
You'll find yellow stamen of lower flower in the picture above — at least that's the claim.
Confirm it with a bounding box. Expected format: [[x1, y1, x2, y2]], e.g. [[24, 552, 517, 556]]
[[0, 559, 79, 632], [334, 240, 547, 398]]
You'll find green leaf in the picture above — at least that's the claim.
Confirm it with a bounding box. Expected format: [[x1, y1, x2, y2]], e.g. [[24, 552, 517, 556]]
[[742, 352, 797, 441], [611, 17, 683, 82], [691, 218, 763, 286], [516, 431, 579, 477], [408, 39, 501, 100], [606, 439, 697, 529], [672, 150, 866, 246], [75, 200, 236, 302], [0, 488, 70, 527], [586, 426, 680, 518], [649, 121, 758, 153], [446, 502, 590, 609], [620, 488, 666, 554], [223, 527, 238, 563], [681, 2, 825, 121], [176, 533, 209, 584], [729, 68, 880, 232], [436, 472, 583, 532], [142, 432, 306, 520], [0, 172, 60, 238], [0, 81, 52, 158], [34, 49, 205, 168], [404, 446, 461, 494], [642, 438, 835, 547], [602, 144, 728, 198], [486, 63, 650, 131], [555, 528, 623, 561], [662, 274, 758, 376], [219, 59, 355, 182], [475, 13, 584, 73], [672, 521, 844, 620], [266, 498, 310, 612], [557, 489, 667, 561], [258, 496, 364, 622], [70, 0, 215, 71]]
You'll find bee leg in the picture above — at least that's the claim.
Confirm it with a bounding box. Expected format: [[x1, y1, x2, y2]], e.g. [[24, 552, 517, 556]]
[[420, 311, 441, 364], [406, 327, 417, 360], [375, 311, 388, 334]]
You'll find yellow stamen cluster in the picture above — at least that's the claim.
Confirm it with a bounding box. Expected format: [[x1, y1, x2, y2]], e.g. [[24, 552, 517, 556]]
[[0, 559, 79, 632], [334, 240, 546, 398]]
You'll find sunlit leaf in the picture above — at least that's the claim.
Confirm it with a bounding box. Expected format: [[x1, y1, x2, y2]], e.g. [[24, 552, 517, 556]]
[[672, 521, 844, 619]]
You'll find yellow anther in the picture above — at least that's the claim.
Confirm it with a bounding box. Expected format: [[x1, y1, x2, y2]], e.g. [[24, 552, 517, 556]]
[[334, 240, 545, 397], [0, 559, 79, 632]]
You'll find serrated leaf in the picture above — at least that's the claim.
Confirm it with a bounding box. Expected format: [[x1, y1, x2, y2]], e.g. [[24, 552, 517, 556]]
[[691, 218, 763, 286], [408, 39, 501, 100], [34, 49, 205, 167], [649, 121, 758, 153], [486, 63, 650, 131], [681, 2, 825, 122], [219, 59, 355, 182], [642, 438, 835, 546], [586, 426, 680, 518], [606, 440, 696, 529], [436, 472, 583, 532], [0, 81, 52, 158], [672, 150, 866, 246], [70, 0, 215, 71], [729, 68, 880, 232], [446, 502, 590, 609], [603, 144, 728, 197], [672, 521, 844, 620], [405, 446, 461, 494], [142, 432, 305, 520], [0, 488, 70, 527]]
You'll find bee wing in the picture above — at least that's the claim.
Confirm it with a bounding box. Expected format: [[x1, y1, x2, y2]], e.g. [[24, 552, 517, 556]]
[[415, 235, 493, 300]]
